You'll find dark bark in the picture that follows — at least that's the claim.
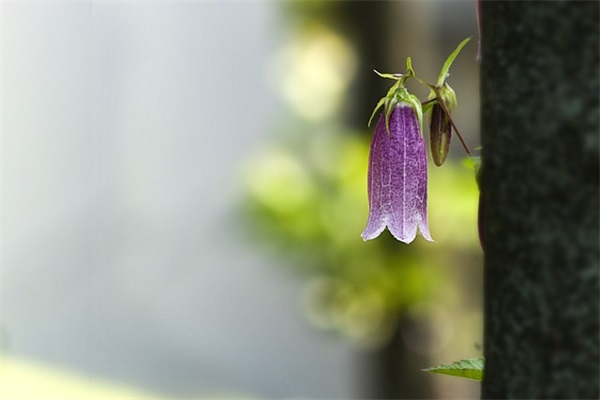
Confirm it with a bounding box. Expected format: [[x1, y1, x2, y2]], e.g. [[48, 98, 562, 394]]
[[480, 2, 599, 399]]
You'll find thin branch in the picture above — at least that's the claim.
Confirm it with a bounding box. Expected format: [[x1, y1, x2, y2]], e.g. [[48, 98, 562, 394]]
[[434, 87, 472, 157]]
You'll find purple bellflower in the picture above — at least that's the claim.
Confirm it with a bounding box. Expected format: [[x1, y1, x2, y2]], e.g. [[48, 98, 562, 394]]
[[361, 43, 471, 243], [361, 94, 433, 243]]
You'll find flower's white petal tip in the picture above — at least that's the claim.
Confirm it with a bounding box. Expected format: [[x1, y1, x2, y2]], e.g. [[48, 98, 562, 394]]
[[362, 104, 433, 245], [418, 225, 435, 243], [361, 226, 386, 241], [389, 231, 415, 244]]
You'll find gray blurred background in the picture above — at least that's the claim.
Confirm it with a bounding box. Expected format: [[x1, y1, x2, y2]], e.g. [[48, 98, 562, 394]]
[[1, 2, 481, 399]]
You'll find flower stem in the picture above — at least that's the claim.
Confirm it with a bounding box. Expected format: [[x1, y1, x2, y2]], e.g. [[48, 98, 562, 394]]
[[434, 87, 472, 157]]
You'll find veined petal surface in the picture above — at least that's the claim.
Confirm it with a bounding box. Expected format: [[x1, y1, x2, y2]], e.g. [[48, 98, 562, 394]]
[[362, 104, 433, 243]]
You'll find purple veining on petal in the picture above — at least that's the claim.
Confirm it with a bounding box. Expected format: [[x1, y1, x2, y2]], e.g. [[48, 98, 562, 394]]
[[414, 116, 433, 242], [361, 103, 433, 243]]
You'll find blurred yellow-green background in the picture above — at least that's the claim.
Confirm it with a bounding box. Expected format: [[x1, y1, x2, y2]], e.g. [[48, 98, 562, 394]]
[[1, 1, 481, 398]]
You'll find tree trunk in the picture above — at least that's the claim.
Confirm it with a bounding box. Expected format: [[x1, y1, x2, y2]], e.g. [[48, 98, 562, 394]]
[[480, 2, 599, 398]]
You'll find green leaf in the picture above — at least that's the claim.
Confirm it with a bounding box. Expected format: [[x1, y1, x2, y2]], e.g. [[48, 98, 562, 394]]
[[462, 156, 481, 170], [435, 37, 471, 87], [462, 156, 482, 188], [423, 357, 484, 381]]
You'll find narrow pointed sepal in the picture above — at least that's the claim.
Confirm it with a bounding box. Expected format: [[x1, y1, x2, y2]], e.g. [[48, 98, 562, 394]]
[[361, 103, 433, 243]]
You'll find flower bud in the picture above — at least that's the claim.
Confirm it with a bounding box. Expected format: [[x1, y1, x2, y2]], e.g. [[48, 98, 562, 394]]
[[429, 103, 452, 166]]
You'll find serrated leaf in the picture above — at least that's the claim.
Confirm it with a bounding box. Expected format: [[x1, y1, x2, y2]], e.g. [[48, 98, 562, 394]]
[[423, 357, 484, 381]]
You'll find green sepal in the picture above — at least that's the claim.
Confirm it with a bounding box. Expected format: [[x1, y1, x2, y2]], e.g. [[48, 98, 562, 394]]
[[405, 57, 416, 79], [423, 357, 484, 381], [426, 81, 457, 114], [415, 76, 438, 114], [404, 93, 424, 134], [368, 81, 399, 128], [402, 58, 424, 130], [440, 83, 458, 108], [368, 97, 386, 128], [369, 58, 420, 136], [373, 70, 403, 81], [435, 37, 471, 87], [385, 97, 394, 135], [384, 88, 422, 137]]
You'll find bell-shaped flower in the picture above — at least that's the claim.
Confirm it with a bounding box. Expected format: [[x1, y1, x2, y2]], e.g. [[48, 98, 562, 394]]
[[361, 102, 433, 243]]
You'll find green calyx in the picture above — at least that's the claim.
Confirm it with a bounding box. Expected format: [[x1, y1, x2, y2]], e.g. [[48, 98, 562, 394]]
[[368, 38, 470, 142], [368, 57, 424, 136], [439, 83, 457, 109], [423, 83, 457, 115]]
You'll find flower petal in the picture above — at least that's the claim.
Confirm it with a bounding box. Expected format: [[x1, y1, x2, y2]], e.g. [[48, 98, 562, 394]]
[[361, 103, 433, 243]]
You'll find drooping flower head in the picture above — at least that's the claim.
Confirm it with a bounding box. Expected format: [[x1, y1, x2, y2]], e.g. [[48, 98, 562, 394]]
[[361, 60, 433, 243]]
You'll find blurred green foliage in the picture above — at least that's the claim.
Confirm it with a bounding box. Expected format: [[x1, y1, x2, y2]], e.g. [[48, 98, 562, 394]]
[[242, 125, 480, 346]]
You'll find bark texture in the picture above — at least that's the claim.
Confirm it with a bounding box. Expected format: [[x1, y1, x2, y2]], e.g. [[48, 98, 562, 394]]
[[480, 2, 599, 398]]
